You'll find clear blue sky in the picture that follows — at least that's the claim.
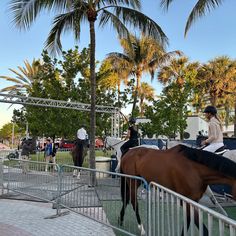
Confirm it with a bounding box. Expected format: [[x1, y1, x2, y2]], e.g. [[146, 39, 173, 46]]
[[1, 0, 236, 127]]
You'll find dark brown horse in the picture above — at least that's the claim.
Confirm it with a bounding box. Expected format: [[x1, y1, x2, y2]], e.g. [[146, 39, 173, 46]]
[[120, 144, 236, 235], [71, 140, 88, 178]]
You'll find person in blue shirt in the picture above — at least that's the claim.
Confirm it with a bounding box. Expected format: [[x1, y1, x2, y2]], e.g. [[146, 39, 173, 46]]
[[44, 138, 53, 172]]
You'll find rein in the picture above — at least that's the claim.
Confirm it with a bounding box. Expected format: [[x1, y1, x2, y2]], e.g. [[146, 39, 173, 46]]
[[105, 138, 125, 149]]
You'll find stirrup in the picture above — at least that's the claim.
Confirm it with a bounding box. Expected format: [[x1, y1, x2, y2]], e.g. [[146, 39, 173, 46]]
[[215, 150, 228, 155], [215, 145, 228, 155]]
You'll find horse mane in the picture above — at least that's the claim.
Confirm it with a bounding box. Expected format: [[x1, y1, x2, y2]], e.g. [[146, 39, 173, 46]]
[[178, 144, 236, 178]]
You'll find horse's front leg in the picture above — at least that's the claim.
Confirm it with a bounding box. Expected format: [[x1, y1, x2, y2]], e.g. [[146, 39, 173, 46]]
[[181, 204, 208, 236], [115, 161, 120, 172], [115, 150, 122, 172]]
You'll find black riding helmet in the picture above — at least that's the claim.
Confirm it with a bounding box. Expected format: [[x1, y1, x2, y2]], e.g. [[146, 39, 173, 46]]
[[203, 105, 217, 115], [129, 117, 136, 124]]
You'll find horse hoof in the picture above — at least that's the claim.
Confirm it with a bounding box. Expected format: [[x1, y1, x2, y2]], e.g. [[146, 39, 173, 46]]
[[77, 173, 81, 180], [138, 224, 146, 235]]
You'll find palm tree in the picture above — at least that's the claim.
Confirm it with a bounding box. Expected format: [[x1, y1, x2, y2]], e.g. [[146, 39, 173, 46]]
[[160, 0, 225, 35], [9, 0, 168, 171], [158, 57, 203, 113], [138, 82, 155, 117], [107, 34, 181, 115], [158, 56, 199, 85], [101, 57, 130, 108], [199, 56, 235, 106], [0, 59, 40, 94]]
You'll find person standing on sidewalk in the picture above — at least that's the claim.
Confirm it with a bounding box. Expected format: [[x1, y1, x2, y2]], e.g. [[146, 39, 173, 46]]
[[44, 138, 53, 172], [21, 139, 32, 174]]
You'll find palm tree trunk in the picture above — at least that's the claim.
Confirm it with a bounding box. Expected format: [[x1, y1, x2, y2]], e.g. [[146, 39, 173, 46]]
[[140, 97, 144, 117], [118, 82, 121, 108], [132, 90, 138, 116], [89, 21, 96, 177], [131, 75, 141, 116]]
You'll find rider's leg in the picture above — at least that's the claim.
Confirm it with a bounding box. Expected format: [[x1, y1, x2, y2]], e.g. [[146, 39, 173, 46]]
[[121, 140, 132, 157], [203, 143, 224, 152]]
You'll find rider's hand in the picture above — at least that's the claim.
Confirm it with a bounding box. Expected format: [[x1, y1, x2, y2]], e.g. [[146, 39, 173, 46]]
[[201, 140, 207, 146]]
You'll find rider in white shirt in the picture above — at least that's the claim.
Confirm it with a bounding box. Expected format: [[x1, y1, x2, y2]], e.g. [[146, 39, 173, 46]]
[[77, 126, 88, 140], [201, 105, 224, 153]]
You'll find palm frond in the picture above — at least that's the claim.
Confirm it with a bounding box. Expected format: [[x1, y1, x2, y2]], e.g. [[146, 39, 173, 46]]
[[99, 9, 130, 41], [160, 0, 174, 11], [0, 85, 27, 92], [99, 0, 141, 9], [0, 75, 26, 84], [113, 6, 168, 47], [8, 68, 30, 84], [107, 52, 132, 63], [43, 0, 73, 12], [45, 10, 85, 55], [9, 0, 74, 30], [185, 0, 223, 36], [17, 66, 32, 81]]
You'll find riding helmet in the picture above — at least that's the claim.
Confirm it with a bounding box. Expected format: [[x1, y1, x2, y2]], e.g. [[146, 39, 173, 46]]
[[203, 105, 217, 115], [129, 117, 136, 124]]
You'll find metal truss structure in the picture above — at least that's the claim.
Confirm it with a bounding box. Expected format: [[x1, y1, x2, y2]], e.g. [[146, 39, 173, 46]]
[[0, 93, 121, 137]]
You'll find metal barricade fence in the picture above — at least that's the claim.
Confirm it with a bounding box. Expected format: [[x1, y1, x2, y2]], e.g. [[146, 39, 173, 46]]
[[59, 165, 148, 236], [148, 182, 236, 236], [1, 159, 61, 214], [1, 159, 236, 236]]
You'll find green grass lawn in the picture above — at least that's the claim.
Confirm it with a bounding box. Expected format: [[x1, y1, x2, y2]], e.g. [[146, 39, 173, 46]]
[[102, 200, 147, 236], [102, 200, 236, 236], [29, 149, 112, 167]]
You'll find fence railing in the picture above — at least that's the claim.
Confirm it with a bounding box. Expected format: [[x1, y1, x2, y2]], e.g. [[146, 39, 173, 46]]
[[1, 159, 148, 236], [149, 182, 236, 236], [1, 159, 236, 236]]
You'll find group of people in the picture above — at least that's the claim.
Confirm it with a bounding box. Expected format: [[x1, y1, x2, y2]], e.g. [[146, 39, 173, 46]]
[[120, 105, 225, 156], [20, 105, 224, 175], [73, 105, 225, 171]]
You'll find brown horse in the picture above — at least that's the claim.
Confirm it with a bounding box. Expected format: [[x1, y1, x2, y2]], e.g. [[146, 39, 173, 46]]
[[119, 144, 236, 235], [71, 140, 88, 178]]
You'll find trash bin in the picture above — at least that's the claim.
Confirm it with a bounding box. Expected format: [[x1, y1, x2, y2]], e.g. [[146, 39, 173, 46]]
[[110, 154, 118, 177]]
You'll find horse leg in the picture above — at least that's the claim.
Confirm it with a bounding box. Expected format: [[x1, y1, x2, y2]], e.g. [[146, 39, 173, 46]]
[[181, 203, 208, 236], [193, 208, 208, 236], [115, 149, 122, 172], [119, 176, 130, 226], [129, 180, 145, 235], [75, 142, 84, 179]]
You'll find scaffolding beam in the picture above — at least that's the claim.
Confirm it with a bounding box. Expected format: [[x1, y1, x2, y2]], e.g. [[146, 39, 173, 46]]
[[0, 93, 119, 113], [0, 93, 121, 137]]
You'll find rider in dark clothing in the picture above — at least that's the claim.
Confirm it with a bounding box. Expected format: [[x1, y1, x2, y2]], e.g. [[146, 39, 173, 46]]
[[120, 117, 139, 157]]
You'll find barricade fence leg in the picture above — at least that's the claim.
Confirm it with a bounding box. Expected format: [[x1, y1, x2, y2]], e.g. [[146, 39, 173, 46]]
[[0, 158, 3, 195], [56, 166, 62, 216]]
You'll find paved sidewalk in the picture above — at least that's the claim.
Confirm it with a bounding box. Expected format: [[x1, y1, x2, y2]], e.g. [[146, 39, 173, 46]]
[[0, 199, 115, 236]]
